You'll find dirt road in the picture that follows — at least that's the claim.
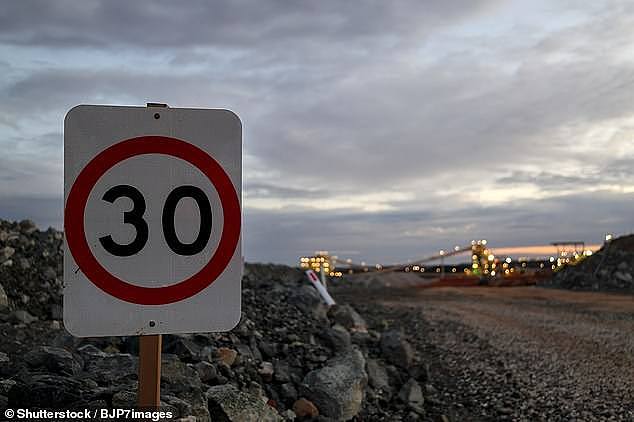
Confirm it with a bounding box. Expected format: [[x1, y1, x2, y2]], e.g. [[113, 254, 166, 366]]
[[337, 284, 634, 421]]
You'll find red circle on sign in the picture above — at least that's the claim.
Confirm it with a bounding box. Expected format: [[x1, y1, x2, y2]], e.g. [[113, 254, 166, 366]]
[[65, 136, 241, 305]]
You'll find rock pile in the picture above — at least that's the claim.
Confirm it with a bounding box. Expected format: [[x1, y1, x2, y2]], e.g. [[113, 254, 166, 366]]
[[544, 234, 634, 292], [0, 219, 434, 421]]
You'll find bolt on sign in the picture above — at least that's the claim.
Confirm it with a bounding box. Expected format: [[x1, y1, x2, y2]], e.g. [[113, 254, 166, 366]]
[[64, 105, 242, 337]]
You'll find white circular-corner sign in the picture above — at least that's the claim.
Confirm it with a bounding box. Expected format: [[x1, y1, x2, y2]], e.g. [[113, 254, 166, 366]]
[[63, 105, 242, 337]]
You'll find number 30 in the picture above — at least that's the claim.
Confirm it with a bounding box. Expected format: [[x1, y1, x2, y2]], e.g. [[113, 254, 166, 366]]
[[98, 184, 212, 257]]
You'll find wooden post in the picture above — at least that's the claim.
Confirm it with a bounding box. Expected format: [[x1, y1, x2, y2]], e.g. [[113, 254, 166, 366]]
[[138, 334, 162, 408]]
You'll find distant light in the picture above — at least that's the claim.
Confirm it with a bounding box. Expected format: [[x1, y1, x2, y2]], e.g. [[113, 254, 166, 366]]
[[439, 250, 445, 256], [584, 250, 593, 256], [482, 239, 487, 245], [505, 257, 512, 264], [488, 254, 495, 261], [605, 233, 613, 242], [491, 270, 496, 276], [549, 256, 555, 262], [454, 246, 460, 251]]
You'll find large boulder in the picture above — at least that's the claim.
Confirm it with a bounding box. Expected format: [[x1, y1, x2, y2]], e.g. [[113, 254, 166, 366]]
[[8, 374, 95, 407], [300, 348, 368, 420], [25, 346, 82, 376]]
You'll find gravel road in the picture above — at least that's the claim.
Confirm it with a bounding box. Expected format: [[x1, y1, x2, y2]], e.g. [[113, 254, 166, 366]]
[[336, 283, 634, 421]]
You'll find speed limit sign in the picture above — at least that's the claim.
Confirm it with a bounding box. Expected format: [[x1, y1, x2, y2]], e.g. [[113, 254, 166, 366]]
[[63, 105, 242, 337]]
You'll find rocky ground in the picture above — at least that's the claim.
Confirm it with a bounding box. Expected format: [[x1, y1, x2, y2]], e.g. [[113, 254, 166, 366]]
[[334, 284, 634, 422], [544, 235, 634, 292], [1, 218, 632, 421], [0, 219, 437, 421]]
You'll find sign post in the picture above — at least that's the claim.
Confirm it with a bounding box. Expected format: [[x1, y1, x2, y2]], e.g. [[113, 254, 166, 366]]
[[63, 104, 242, 407], [138, 334, 162, 408]]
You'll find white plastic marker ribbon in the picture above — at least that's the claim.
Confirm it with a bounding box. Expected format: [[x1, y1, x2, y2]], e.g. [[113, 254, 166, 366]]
[[305, 270, 336, 305]]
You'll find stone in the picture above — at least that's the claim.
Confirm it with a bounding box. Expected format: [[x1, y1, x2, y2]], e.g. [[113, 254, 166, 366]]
[[380, 330, 414, 369], [0, 379, 16, 395], [206, 384, 283, 422], [614, 271, 632, 283], [279, 383, 298, 405], [258, 341, 277, 359], [366, 359, 390, 391], [273, 361, 291, 383], [25, 346, 82, 376], [282, 409, 296, 421], [322, 323, 352, 352], [0, 283, 8, 311], [327, 304, 368, 332], [19, 219, 37, 234], [259, 361, 274, 383], [288, 285, 328, 321], [0, 246, 15, 263], [83, 353, 138, 383], [43, 266, 57, 280], [216, 347, 238, 366], [194, 361, 218, 384], [161, 355, 201, 387], [12, 309, 38, 324], [161, 356, 208, 421], [399, 378, 424, 414], [77, 344, 106, 358], [8, 374, 94, 407], [300, 349, 367, 420], [293, 398, 319, 418], [111, 390, 136, 407], [163, 335, 202, 362], [162, 394, 194, 419]]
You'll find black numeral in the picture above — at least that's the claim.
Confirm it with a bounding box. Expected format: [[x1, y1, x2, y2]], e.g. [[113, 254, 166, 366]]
[[100, 185, 212, 256], [99, 185, 149, 256], [162, 185, 212, 256]]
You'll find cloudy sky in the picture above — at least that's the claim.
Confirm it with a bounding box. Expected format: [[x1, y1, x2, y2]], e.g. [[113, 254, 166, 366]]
[[1, 0, 633, 265]]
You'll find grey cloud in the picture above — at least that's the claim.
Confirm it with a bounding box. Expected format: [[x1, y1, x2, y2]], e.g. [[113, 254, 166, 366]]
[[245, 182, 330, 199], [2, 1, 634, 265], [0, 1, 499, 48]]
